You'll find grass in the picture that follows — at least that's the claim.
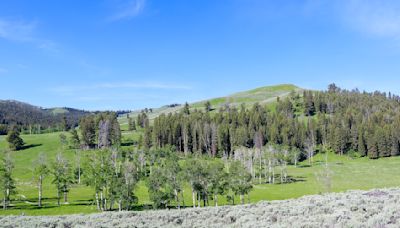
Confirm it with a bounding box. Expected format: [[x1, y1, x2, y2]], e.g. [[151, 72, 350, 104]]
[[119, 84, 303, 124], [1, 130, 400, 216]]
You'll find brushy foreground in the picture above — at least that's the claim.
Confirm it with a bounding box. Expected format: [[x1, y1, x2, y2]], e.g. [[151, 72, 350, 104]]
[[2, 188, 400, 228]]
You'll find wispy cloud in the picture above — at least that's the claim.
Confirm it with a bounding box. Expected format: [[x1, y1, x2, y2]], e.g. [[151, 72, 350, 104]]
[[0, 18, 60, 52], [51, 81, 191, 95], [304, 0, 400, 40], [108, 0, 146, 21], [0, 19, 37, 42], [338, 0, 400, 39]]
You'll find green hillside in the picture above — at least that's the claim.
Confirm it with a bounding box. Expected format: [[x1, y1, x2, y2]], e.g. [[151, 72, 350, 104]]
[[121, 84, 302, 122], [192, 83, 301, 108]]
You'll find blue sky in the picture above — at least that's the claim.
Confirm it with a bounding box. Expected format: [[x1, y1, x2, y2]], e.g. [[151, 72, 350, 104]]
[[1, 0, 400, 110]]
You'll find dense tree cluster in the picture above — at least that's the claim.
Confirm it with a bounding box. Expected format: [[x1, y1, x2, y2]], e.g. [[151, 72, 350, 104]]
[[79, 112, 121, 149], [143, 84, 400, 159]]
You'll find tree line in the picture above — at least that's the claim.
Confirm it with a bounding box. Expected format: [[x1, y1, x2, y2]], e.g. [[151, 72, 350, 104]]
[[141, 84, 400, 159]]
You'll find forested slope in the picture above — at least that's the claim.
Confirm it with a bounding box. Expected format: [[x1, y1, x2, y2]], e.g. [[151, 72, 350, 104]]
[[142, 84, 400, 159], [0, 100, 91, 134]]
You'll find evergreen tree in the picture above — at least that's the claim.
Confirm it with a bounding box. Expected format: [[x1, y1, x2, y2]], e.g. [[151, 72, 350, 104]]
[[6, 126, 24, 151], [80, 116, 96, 149], [69, 129, 80, 149]]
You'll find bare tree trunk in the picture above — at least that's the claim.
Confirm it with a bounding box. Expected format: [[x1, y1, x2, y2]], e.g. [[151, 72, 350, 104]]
[[272, 161, 275, 184], [118, 200, 122, 212], [197, 193, 201, 208], [174, 189, 180, 209], [192, 190, 196, 208], [100, 192, 104, 211], [268, 159, 272, 184], [259, 151, 262, 184], [38, 175, 43, 207], [78, 165, 81, 184], [64, 192, 68, 203], [57, 190, 60, 206], [214, 194, 218, 207], [181, 190, 185, 208], [95, 192, 100, 211], [240, 194, 244, 205]]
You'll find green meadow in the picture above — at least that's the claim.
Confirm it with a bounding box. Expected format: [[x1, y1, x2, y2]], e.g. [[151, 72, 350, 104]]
[[0, 129, 399, 216]]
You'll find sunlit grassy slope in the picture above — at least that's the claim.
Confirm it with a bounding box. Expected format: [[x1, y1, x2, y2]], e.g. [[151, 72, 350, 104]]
[[120, 84, 302, 122], [0, 130, 400, 216]]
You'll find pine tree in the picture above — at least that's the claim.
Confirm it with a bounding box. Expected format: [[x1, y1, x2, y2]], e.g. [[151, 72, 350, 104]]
[[69, 129, 80, 149], [367, 132, 378, 159], [80, 116, 96, 149], [357, 130, 367, 157], [6, 126, 24, 151]]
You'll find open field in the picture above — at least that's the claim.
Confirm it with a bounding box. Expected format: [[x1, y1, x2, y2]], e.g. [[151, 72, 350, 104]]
[[2, 188, 400, 227], [1, 131, 400, 216]]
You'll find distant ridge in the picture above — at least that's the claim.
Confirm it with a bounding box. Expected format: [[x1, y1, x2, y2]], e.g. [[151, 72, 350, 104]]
[[0, 100, 91, 129]]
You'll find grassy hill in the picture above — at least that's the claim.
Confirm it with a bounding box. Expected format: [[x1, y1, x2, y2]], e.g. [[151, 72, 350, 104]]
[[192, 83, 301, 108], [120, 84, 302, 124]]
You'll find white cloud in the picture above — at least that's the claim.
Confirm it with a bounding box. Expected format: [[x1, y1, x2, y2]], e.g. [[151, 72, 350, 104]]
[[109, 0, 146, 21]]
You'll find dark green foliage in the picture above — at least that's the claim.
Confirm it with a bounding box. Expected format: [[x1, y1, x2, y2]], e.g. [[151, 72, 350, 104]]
[[6, 126, 24, 151], [303, 91, 315, 116], [80, 116, 96, 148], [142, 84, 400, 159], [0, 100, 90, 133], [80, 112, 121, 149], [69, 129, 80, 149]]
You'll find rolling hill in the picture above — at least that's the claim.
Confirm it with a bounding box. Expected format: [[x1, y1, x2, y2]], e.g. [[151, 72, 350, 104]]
[[120, 84, 303, 122], [0, 100, 91, 131]]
